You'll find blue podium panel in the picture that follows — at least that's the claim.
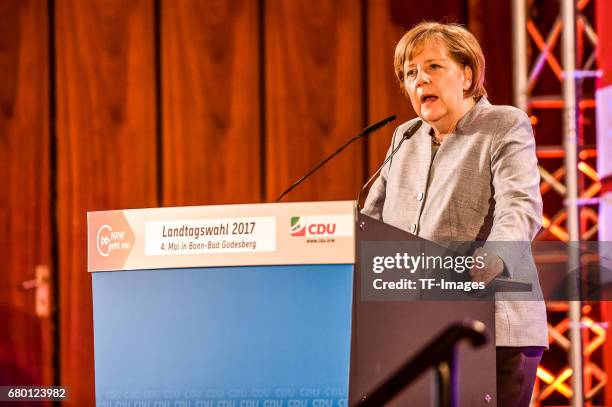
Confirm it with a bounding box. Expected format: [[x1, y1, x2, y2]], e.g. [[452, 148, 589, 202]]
[[92, 264, 354, 406]]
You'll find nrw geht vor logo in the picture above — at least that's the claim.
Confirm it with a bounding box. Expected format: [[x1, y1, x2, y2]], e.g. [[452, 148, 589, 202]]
[[96, 224, 129, 256]]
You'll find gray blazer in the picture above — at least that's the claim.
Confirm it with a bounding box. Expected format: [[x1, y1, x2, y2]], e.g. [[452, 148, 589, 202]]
[[363, 97, 548, 347]]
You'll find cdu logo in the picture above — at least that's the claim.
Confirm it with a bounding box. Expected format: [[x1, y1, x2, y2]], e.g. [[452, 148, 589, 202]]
[[290, 215, 339, 238], [290, 216, 306, 236]]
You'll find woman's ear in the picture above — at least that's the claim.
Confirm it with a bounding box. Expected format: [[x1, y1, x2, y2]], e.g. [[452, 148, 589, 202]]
[[463, 66, 473, 90]]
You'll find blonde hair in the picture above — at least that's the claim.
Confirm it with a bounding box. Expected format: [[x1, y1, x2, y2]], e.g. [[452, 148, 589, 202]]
[[394, 22, 487, 99]]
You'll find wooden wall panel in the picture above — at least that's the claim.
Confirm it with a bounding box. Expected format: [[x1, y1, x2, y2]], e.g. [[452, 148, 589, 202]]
[[0, 0, 53, 391], [55, 0, 157, 405], [366, 0, 465, 173], [366, 0, 415, 173], [266, 0, 364, 202], [162, 0, 261, 206], [468, 0, 514, 105]]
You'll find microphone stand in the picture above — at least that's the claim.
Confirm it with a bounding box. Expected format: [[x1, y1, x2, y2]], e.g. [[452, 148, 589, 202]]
[[356, 120, 423, 211], [275, 115, 397, 202]]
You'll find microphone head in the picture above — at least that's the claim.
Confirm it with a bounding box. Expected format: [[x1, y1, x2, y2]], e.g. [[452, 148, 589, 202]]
[[361, 115, 397, 136], [402, 119, 423, 139], [384, 114, 397, 124]]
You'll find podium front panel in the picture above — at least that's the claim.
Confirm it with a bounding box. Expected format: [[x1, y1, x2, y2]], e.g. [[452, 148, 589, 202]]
[[93, 264, 353, 405], [89, 201, 356, 406]]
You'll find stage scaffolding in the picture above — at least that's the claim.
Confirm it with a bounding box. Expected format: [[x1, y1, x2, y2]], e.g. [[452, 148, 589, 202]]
[[512, 0, 603, 406]]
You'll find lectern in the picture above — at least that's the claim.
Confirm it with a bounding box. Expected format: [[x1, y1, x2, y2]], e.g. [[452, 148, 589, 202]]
[[88, 201, 496, 406]]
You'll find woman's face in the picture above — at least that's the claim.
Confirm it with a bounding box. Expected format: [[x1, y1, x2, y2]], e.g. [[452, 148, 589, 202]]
[[402, 40, 472, 133]]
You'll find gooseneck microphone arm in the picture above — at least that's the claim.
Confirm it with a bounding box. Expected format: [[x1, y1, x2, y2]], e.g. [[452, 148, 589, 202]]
[[275, 115, 397, 202], [357, 120, 423, 211]]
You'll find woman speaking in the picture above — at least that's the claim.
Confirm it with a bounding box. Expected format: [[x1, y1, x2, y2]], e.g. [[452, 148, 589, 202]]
[[362, 22, 547, 406]]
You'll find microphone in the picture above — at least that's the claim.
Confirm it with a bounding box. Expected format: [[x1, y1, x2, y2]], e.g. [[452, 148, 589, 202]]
[[275, 115, 397, 202], [361, 115, 398, 134], [356, 119, 423, 211]]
